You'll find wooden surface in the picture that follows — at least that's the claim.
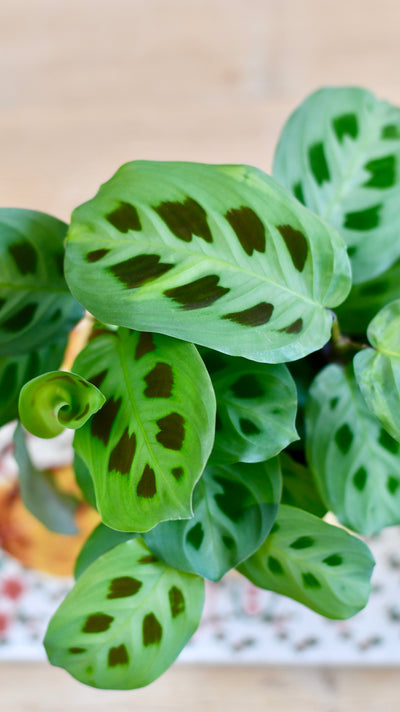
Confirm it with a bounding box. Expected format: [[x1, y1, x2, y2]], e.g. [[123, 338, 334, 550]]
[[1, 0, 400, 708], [0, 663, 399, 712]]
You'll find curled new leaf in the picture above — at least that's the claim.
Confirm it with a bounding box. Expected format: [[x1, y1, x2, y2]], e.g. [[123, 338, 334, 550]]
[[18, 370, 105, 439]]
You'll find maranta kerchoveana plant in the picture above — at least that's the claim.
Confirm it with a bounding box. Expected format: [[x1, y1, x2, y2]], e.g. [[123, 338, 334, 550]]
[[3, 85, 400, 688]]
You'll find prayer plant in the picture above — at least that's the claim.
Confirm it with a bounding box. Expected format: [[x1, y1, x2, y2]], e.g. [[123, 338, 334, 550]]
[[3, 85, 400, 689]]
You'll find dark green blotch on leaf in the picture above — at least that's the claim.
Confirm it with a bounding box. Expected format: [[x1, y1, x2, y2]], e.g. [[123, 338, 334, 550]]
[[224, 205, 266, 256], [156, 412, 185, 450], [230, 374, 265, 399], [186, 522, 204, 550], [308, 142, 331, 185], [9, 241, 37, 275], [164, 275, 229, 310], [222, 302, 274, 327], [142, 613, 162, 646], [144, 362, 174, 398], [91, 397, 122, 446], [169, 586, 185, 618], [344, 204, 381, 231], [137, 464, 156, 498], [108, 644, 129, 667], [276, 224, 308, 272], [363, 155, 396, 189], [106, 201, 142, 233], [334, 424, 353, 454], [2, 303, 38, 332], [109, 254, 174, 289], [332, 113, 358, 142], [82, 613, 114, 633], [107, 576, 142, 599], [154, 197, 212, 243]]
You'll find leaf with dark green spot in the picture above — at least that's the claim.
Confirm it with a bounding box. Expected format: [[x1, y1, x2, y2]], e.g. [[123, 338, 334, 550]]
[[72, 328, 216, 532], [201, 350, 298, 464], [18, 370, 105, 439], [143, 458, 281, 581], [0, 339, 67, 428], [45, 537, 204, 689], [75, 523, 136, 579], [273, 87, 400, 284], [13, 423, 78, 534], [280, 453, 327, 518], [238, 505, 374, 619], [0, 208, 83, 356], [65, 161, 351, 364], [354, 300, 400, 442], [306, 363, 400, 535]]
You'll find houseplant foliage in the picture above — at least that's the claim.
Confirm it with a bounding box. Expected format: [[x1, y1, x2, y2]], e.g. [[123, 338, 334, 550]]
[[4, 85, 400, 688]]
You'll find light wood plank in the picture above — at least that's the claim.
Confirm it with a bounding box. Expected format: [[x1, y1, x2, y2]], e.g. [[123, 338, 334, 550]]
[[0, 663, 399, 711]]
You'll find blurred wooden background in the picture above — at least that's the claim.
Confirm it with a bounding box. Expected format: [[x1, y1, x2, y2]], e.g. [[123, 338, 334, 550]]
[[1, 0, 400, 708]]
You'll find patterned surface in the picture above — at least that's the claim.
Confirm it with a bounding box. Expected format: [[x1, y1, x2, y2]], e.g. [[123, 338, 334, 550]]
[[1, 526, 400, 664]]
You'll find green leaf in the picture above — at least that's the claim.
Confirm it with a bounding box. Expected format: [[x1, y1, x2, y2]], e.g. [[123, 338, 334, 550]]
[[0, 208, 83, 356], [72, 328, 216, 532], [202, 349, 298, 464], [0, 339, 66, 427], [65, 160, 351, 364], [238, 504, 374, 619], [75, 524, 135, 579], [354, 299, 400, 442], [143, 458, 281, 582], [280, 453, 327, 518], [336, 257, 400, 336], [45, 537, 204, 689], [13, 423, 78, 534], [18, 370, 105, 438], [73, 452, 97, 508], [274, 87, 400, 284], [305, 363, 400, 535]]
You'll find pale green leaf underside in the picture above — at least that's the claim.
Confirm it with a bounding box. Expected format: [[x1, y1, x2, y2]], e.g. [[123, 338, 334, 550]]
[[13, 424, 78, 535], [354, 299, 400, 442], [143, 458, 281, 582], [73, 328, 216, 532], [65, 161, 351, 363], [202, 349, 298, 465], [19, 370, 105, 439], [238, 504, 374, 619], [0, 208, 83, 356], [305, 363, 400, 535], [273, 87, 400, 284], [45, 538, 204, 690], [0, 339, 66, 428]]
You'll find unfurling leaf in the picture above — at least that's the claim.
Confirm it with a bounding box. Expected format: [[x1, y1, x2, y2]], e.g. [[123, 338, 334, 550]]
[[65, 160, 351, 363], [274, 87, 400, 284], [13, 423, 78, 534], [354, 299, 400, 442], [143, 458, 281, 582], [238, 505, 374, 619], [18, 371, 105, 439], [0, 339, 67, 428], [306, 363, 400, 535], [0, 208, 83, 356], [72, 328, 216, 532], [202, 349, 298, 464], [45, 538, 204, 689]]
